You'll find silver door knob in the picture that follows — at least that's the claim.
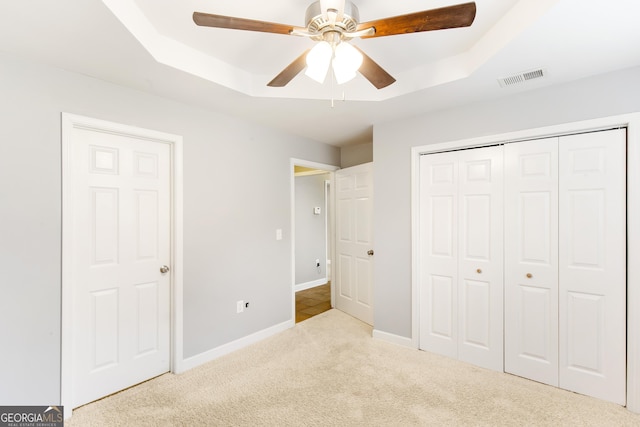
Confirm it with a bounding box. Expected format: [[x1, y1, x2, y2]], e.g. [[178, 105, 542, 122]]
[[160, 265, 170, 274], [367, 250, 374, 256]]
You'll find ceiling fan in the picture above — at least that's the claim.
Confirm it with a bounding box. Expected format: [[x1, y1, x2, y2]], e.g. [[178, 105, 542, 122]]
[[193, 1, 476, 89]]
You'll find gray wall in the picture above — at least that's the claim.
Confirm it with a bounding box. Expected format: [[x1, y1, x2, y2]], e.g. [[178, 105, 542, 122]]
[[0, 52, 339, 405], [373, 66, 640, 338], [341, 142, 373, 167], [294, 173, 329, 286]]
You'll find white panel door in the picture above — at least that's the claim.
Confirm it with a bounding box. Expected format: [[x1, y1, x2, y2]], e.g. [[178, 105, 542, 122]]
[[419, 151, 459, 359], [504, 138, 559, 386], [335, 163, 374, 325], [457, 146, 504, 371], [71, 127, 171, 408], [419, 147, 503, 371], [559, 129, 626, 405]]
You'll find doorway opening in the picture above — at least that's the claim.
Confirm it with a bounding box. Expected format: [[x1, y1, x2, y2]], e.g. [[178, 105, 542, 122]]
[[290, 159, 339, 323]]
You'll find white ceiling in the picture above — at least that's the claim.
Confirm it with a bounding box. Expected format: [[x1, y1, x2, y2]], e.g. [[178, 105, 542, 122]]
[[1, 0, 640, 146]]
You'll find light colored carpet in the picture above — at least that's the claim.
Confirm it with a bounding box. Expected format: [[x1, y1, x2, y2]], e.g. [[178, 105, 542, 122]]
[[67, 309, 640, 426]]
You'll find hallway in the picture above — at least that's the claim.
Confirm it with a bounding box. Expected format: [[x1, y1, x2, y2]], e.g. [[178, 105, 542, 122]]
[[295, 283, 331, 323]]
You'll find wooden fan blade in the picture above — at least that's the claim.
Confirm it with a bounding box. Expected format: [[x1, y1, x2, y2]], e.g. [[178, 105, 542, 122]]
[[354, 46, 396, 89], [193, 12, 294, 35], [267, 49, 311, 87], [356, 2, 476, 38]]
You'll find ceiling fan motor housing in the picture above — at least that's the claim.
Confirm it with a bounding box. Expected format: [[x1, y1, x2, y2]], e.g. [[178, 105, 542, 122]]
[[305, 1, 359, 39]]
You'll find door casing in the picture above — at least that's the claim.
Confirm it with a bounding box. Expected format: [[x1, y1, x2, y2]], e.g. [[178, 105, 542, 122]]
[[61, 113, 184, 417]]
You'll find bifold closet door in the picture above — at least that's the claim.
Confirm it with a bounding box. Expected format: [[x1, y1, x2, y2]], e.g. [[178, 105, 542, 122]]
[[419, 150, 459, 359], [558, 129, 626, 405], [419, 146, 504, 371], [504, 138, 559, 387]]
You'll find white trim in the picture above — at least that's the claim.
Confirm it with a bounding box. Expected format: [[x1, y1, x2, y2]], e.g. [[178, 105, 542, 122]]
[[290, 159, 339, 324], [627, 116, 640, 413], [411, 112, 640, 412], [372, 329, 416, 349], [294, 170, 329, 177], [180, 319, 294, 371], [295, 279, 329, 293], [60, 113, 184, 416], [171, 135, 185, 375], [325, 179, 331, 284], [410, 142, 422, 350], [326, 178, 335, 308], [61, 115, 74, 416]]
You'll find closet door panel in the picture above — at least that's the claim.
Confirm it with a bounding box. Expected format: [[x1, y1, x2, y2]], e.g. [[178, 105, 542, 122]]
[[457, 146, 503, 371], [419, 151, 459, 358], [461, 278, 490, 348], [504, 138, 559, 386], [559, 129, 626, 405]]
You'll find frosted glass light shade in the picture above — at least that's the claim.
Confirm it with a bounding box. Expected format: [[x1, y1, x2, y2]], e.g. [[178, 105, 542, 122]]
[[332, 42, 363, 84], [305, 41, 332, 83]]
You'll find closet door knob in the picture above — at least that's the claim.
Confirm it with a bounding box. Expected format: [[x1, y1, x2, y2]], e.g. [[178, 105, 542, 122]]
[[526, 273, 533, 279]]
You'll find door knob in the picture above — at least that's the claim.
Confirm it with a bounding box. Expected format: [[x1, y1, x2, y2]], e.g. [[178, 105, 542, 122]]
[[160, 265, 170, 274], [367, 250, 374, 256]]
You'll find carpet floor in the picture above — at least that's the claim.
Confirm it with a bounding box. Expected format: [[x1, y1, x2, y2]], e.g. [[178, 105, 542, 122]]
[[67, 309, 640, 426]]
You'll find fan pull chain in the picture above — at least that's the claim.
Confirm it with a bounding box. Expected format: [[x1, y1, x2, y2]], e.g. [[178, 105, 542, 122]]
[[329, 71, 347, 108]]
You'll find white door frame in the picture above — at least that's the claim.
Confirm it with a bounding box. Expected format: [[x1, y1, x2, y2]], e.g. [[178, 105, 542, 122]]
[[61, 113, 184, 416], [290, 158, 339, 320], [411, 112, 640, 412], [324, 179, 332, 283]]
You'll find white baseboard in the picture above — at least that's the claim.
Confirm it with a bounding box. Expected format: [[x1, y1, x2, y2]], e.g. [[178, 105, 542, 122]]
[[372, 329, 417, 349], [179, 319, 294, 373], [295, 278, 328, 292]]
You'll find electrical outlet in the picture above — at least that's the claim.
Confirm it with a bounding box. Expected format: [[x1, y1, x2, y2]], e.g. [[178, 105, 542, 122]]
[[237, 300, 244, 313]]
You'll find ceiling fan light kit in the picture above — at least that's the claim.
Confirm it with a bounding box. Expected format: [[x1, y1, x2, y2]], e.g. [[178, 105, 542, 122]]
[[304, 33, 364, 84], [305, 41, 333, 83], [193, 1, 477, 90], [332, 42, 363, 84]]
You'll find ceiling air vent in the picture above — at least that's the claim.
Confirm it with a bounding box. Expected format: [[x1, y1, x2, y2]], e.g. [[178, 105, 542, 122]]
[[498, 68, 546, 88]]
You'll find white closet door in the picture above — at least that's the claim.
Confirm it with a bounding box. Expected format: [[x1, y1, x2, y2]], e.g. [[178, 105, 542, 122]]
[[419, 146, 504, 372], [457, 146, 504, 371], [504, 138, 559, 386], [419, 151, 459, 359], [559, 129, 626, 405]]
